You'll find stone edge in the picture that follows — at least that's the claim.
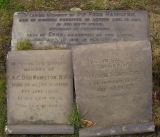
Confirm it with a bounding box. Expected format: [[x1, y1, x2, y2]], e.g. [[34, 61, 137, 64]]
[[79, 122, 155, 137], [5, 125, 74, 134]]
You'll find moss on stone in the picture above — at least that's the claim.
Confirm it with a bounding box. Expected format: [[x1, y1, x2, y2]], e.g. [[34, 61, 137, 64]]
[[16, 39, 34, 50]]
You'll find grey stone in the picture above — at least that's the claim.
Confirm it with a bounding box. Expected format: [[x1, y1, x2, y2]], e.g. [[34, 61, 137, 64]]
[[12, 10, 149, 50], [5, 125, 74, 134], [72, 41, 154, 136], [6, 50, 74, 134], [79, 122, 155, 137]]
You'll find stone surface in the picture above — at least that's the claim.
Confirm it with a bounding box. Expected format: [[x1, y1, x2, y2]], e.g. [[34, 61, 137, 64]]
[[11, 10, 149, 50], [79, 122, 155, 137], [6, 50, 74, 134], [72, 41, 153, 136], [5, 125, 74, 134]]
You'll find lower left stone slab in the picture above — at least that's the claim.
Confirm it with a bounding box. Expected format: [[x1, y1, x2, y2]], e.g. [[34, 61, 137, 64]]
[[6, 50, 74, 134]]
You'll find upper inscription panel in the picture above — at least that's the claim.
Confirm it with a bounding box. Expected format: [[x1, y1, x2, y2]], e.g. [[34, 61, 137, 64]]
[[72, 41, 152, 126], [11, 10, 149, 50], [7, 50, 73, 125]]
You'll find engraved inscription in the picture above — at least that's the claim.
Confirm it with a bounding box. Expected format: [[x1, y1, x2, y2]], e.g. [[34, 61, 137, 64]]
[[12, 11, 149, 49], [73, 41, 152, 126], [7, 51, 73, 125]]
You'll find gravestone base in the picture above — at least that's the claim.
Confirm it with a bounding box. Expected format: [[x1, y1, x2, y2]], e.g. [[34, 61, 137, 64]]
[[5, 125, 74, 134], [79, 122, 155, 137]]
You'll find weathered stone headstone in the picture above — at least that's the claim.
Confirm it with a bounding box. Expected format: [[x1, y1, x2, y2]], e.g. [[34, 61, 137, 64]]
[[11, 10, 149, 50], [6, 50, 74, 134], [72, 41, 155, 137]]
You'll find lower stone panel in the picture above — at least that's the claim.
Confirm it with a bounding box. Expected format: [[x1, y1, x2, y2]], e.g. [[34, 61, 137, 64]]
[[79, 122, 155, 137], [5, 125, 74, 134]]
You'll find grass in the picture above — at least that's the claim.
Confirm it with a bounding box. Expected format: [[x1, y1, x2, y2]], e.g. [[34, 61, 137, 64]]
[[16, 39, 34, 50], [81, 0, 109, 10], [0, 68, 6, 135], [68, 104, 84, 134], [15, 39, 65, 50], [0, 0, 160, 137], [0, 0, 9, 9], [152, 47, 160, 90]]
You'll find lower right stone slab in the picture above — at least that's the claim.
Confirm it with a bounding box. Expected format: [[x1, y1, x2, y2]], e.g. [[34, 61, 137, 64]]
[[72, 41, 155, 137], [79, 122, 155, 137]]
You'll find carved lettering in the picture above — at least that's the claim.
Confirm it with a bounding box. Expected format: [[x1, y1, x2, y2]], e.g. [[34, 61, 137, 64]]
[[12, 11, 148, 49], [7, 51, 73, 125]]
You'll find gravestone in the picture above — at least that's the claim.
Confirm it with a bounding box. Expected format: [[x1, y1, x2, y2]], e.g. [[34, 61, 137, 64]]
[[11, 10, 149, 50], [72, 41, 155, 137], [5, 50, 74, 134]]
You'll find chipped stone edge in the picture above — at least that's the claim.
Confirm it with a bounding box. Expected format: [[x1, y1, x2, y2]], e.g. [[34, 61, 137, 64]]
[[5, 125, 74, 134], [5, 126, 13, 134], [79, 122, 155, 137]]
